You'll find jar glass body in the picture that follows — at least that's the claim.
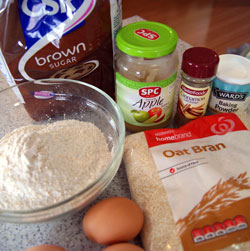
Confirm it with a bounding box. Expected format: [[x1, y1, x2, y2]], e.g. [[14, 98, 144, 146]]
[[181, 72, 214, 87], [115, 49, 179, 132], [116, 50, 179, 82]]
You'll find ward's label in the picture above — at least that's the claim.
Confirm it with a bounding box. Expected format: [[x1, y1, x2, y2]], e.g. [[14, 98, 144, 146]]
[[116, 72, 177, 127], [208, 78, 250, 114]]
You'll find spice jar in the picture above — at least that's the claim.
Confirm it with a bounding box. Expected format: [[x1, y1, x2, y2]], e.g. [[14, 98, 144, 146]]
[[115, 21, 178, 132], [174, 47, 219, 127]]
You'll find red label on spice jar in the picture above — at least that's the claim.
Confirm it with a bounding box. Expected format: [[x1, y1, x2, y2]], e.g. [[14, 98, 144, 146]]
[[135, 28, 160, 40], [139, 87, 161, 98], [181, 85, 208, 96]]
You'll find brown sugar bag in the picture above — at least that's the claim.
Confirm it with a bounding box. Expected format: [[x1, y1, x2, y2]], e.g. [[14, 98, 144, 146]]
[[0, 0, 121, 120], [123, 113, 250, 251]]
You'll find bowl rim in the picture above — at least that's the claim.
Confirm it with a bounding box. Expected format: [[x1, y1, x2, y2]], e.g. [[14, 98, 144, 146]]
[[0, 78, 125, 220]]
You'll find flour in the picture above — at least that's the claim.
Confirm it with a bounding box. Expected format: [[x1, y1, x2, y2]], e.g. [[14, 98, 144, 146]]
[[0, 120, 112, 210]]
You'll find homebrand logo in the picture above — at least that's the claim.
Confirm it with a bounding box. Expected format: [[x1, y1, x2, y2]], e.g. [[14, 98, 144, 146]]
[[210, 116, 235, 135]]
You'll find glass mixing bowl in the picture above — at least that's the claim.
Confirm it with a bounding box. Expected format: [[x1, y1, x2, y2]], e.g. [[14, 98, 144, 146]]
[[0, 79, 125, 223]]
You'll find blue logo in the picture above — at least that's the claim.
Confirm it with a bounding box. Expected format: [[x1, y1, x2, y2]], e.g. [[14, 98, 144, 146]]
[[18, 0, 92, 48]]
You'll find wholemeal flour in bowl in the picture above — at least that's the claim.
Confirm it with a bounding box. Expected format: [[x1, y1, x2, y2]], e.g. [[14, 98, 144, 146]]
[[0, 120, 111, 211], [0, 78, 125, 223]]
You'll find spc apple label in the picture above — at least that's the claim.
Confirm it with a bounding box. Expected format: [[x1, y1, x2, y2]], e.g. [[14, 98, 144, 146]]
[[116, 72, 177, 126]]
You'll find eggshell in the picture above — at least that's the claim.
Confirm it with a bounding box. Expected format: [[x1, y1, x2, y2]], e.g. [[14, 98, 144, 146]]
[[82, 197, 144, 245], [102, 243, 144, 251], [26, 244, 66, 251]]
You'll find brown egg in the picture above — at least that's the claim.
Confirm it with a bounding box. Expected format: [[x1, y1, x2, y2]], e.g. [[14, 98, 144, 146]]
[[82, 197, 144, 245], [26, 244, 66, 251], [102, 243, 144, 251]]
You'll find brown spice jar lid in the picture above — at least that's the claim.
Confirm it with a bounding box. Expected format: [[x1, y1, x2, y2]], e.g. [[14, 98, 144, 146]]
[[182, 47, 219, 79]]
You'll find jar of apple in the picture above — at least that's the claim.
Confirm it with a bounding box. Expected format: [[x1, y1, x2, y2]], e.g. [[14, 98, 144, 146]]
[[115, 21, 179, 132]]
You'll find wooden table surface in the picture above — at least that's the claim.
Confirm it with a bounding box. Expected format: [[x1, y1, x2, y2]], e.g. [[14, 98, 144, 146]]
[[122, 0, 250, 54]]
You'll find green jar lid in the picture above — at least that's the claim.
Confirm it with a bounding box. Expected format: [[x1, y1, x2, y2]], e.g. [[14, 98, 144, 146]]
[[116, 21, 178, 58]]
